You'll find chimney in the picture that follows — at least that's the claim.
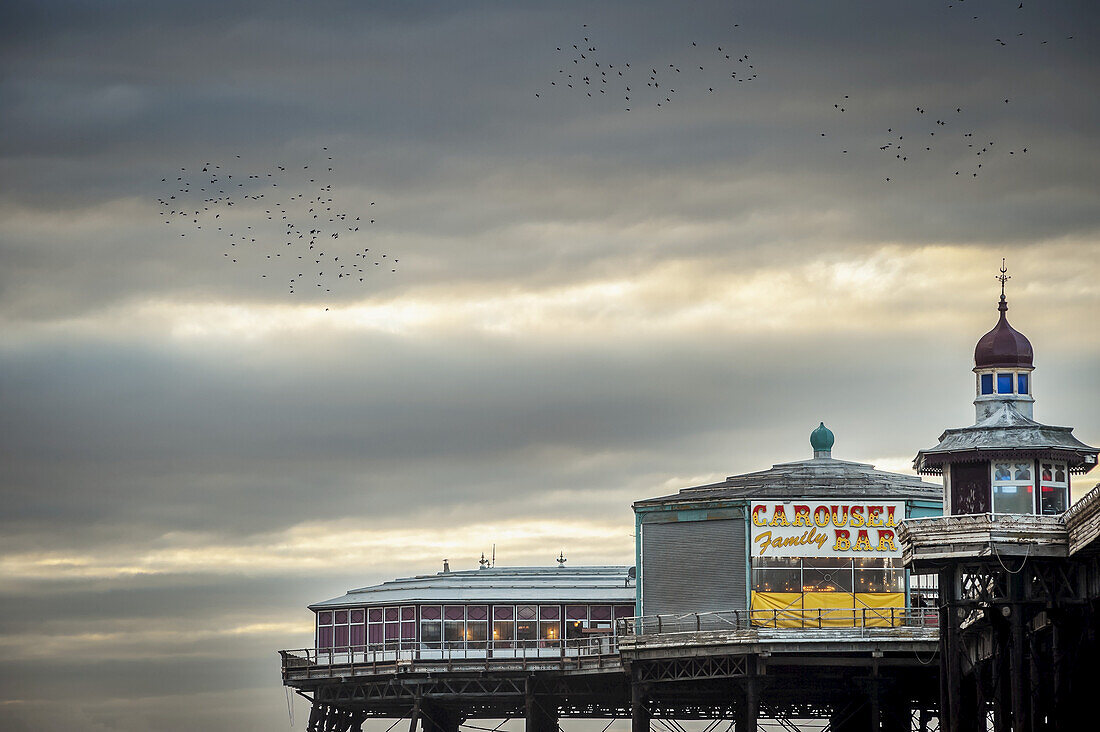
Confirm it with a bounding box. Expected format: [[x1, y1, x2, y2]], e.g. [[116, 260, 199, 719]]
[[442, 559, 450, 573]]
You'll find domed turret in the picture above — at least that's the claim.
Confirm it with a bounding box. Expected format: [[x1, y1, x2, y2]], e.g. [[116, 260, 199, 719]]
[[972, 265, 1035, 421], [974, 296, 1033, 369], [810, 422, 834, 459]]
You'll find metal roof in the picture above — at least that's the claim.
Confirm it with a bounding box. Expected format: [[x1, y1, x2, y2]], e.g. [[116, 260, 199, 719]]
[[635, 456, 942, 507], [914, 403, 1099, 475], [310, 565, 636, 610]]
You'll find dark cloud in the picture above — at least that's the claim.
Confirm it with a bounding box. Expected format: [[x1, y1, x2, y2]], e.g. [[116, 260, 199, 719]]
[[1, 1, 1099, 729]]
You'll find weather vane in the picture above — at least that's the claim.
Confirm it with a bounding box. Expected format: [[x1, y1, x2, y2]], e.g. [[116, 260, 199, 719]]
[[997, 258, 1010, 299]]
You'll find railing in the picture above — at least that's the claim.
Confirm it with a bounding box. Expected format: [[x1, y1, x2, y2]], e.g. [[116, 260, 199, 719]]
[[280, 635, 620, 675], [617, 607, 939, 636]]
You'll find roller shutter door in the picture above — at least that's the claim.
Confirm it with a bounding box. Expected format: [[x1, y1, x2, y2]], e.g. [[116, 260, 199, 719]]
[[641, 518, 746, 616]]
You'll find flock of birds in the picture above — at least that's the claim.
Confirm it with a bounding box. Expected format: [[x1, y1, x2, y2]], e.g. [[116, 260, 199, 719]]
[[819, 0, 1076, 182], [535, 23, 756, 111], [156, 151, 396, 304]]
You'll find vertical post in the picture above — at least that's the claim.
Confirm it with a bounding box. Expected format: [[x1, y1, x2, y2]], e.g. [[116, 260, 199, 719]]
[[631, 681, 651, 732], [938, 567, 957, 732], [738, 676, 759, 732], [1009, 573, 1030, 732], [526, 677, 557, 732]]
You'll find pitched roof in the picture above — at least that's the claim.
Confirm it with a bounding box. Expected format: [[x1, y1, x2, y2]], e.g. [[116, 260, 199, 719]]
[[309, 565, 636, 609], [635, 456, 942, 507], [914, 403, 1098, 475]]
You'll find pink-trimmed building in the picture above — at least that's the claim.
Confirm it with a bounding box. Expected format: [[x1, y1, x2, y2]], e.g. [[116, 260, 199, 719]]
[[310, 564, 635, 661]]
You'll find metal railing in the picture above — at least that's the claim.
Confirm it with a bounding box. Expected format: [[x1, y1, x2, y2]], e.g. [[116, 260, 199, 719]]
[[280, 635, 620, 675], [617, 607, 939, 636]]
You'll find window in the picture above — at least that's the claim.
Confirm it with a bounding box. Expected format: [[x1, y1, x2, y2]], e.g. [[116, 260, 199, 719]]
[[980, 373, 994, 395], [420, 605, 441, 649], [997, 373, 1014, 394], [992, 461, 1034, 514], [516, 605, 538, 642], [753, 556, 801, 592], [803, 557, 853, 592], [1018, 373, 1029, 395], [539, 605, 560, 641], [1039, 461, 1068, 515], [493, 605, 515, 647], [444, 605, 465, 648], [854, 558, 904, 593], [565, 605, 588, 640], [317, 611, 334, 649]]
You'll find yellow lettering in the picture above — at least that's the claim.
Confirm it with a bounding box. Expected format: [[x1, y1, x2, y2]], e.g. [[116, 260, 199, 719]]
[[754, 531, 772, 555], [814, 506, 831, 527], [867, 505, 883, 528], [854, 529, 872, 551], [833, 529, 851, 551], [752, 505, 768, 526], [793, 505, 811, 526], [830, 505, 848, 527], [885, 506, 897, 527], [850, 506, 865, 528], [770, 505, 790, 527], [877, 529, 897, 552]]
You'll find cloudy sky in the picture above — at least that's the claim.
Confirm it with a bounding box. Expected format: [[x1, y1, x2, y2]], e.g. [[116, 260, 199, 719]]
[[1, 1, 1098, 729]]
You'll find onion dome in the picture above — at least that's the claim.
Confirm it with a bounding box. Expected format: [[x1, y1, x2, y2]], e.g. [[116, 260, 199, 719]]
[[810, 422, 834, 458], [974, 295, 1033, 369]]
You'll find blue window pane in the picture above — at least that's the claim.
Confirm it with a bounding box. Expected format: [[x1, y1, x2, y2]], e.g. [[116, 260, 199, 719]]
[[1018, 373, 1029, 395], [997, 373, 1013, 394], [980, 374, 994, 395]]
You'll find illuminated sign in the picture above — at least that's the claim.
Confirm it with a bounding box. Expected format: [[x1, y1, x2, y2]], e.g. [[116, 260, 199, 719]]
[[749, 500, 904, 558]]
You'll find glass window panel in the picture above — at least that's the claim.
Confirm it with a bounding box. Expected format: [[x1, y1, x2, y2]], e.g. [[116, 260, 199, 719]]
[[350, 609, 364, 624], [466, 620, 488, 643], [980, 373, 994, 395], [419, 606, 439, 621], [1014, 463, 1032, 480], [615, 605, 634, 619], [318, 611, 333, 625], [401, 622, 416, 640], [444, 606, 465, 621], [993, 463, 1013, 481], [539, 606, 560, 620], [368, 608, 383, 622], [467, 605, 488, 621], [318, 626, 333, 649], [334, 610, 348, 624], [493, 620, 514, 642], [494, 606, 514, 620], [516, 620, 537, 640], [804, 557, 851, 569], [803, 561, 853, 592], [420, 622, 441, 648], [853, 558, 886, 569], [444, 621, 465, 645], [334, 625, 349, 648], [539, 621, 560, 640], [1040, 486, 1067, 515], [1055, 465, 1066, 483], [566, 620, 586, 639], [754, 556, 801, 569], [385, 622, 399, 640], [1018, 373, 1029, 394], [753, 569, 800, 592], [589, 605, 611, 621], [350, 625, 365, 646], [401, 606, 415, 620], [368, 624, 384, 644], [385, 607, 400, 622], [993, 483, 1034, 514], [854, 569, 888, 593], [517, 605, 537, 620], [566, 605, 588, 620], [998, 373, 1013, 394]]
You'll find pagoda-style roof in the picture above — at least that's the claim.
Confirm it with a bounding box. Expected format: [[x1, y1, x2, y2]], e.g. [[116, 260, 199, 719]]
[[635, 456, 942, 507], [914, 403, 1098, 475]]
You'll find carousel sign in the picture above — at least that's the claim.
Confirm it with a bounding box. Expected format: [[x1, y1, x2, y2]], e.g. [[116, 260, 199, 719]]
[[749, 500, 904, 558]]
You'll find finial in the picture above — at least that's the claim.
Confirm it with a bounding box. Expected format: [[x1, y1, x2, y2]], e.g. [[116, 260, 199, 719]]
[[479, 552, 489, 569], [556, 550, 567, 567], [996, 258, 1010, 310]]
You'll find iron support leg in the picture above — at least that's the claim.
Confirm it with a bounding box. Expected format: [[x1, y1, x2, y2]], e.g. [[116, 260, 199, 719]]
[[631, 682, 650, 732]]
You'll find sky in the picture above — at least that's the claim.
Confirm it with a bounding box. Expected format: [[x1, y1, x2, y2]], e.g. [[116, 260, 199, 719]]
[[1, 1, 1098, 730]]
